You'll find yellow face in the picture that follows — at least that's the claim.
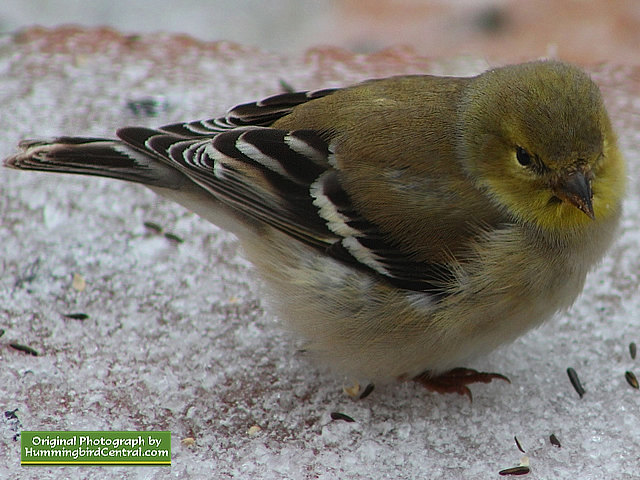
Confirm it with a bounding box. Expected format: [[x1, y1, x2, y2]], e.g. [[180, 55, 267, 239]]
[[479, 135, 623, 232], [458, 61, 626, 232]]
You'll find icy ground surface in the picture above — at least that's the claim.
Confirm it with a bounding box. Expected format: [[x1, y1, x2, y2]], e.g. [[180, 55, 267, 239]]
[[1, 28, 639, 479]]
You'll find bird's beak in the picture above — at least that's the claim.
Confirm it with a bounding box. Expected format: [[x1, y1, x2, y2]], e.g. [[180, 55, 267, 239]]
[[553, 170, 595, 220]]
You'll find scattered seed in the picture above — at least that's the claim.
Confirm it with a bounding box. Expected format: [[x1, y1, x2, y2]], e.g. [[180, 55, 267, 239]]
[[14, 257, 41, 288], [330, 412, 355, 423], [279, 78, 296, 93], [124, 34, 141, 45], [359, 383, 375, 400], [71, 273, 86, 292], [247, 425, 262, 436], [625, 371, 639, 389], [4, 409, 19, 420], [63, 313, 89, 320], [474, 5, 508, 34], [181, 437, 196, 446], [164, 232, 184, 244], [4, 408, 22, 442], [9, 343, 39, 356], [126, 97, 169, 117], [514, 436, 525, 453], [143, 221, 163, 234], [566, 367, 585, 398], [343, 381, 360, 398], [549, 433, 561, 448], [630, 342, 637, 360], [499, 466, 530, 476]]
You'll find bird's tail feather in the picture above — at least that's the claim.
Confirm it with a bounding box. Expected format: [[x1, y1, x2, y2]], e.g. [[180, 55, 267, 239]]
[[4, 137, 183, 188]]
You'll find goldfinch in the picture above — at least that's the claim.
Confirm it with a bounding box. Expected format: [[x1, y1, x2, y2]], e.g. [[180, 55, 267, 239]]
[[4, 60, 625, 398]]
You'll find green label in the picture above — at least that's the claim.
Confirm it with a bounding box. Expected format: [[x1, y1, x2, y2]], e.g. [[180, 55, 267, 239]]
[[21, 431, 171, 465]]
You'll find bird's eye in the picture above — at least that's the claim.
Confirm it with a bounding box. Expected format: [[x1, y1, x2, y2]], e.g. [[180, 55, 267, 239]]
[[515, 146, 532, 166]]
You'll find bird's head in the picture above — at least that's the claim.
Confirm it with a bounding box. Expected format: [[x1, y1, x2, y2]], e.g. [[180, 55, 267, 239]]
[[457, 60, 625, 232]]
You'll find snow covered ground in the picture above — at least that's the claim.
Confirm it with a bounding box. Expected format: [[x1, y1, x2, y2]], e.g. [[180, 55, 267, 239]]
[[1, 28, 639, 479]]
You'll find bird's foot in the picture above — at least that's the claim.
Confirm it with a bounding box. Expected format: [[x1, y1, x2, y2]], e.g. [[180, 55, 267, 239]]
[[412, 367, 510, 401]]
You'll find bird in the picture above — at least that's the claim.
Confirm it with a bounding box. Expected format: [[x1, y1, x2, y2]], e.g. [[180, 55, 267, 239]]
[[4, 60, 626, 399]]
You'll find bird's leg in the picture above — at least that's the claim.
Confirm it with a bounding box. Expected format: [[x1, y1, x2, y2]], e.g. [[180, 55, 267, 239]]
[[412, 367, 510, 401]]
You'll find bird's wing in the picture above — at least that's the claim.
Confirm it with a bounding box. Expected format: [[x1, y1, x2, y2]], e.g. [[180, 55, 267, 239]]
[[118, 122, 455, 297], [5, 89, 456, 297], [156, 89, 339, 137]]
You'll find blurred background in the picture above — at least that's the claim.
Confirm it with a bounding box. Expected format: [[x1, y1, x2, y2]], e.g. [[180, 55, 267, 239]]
[[0, 0, 638, 63]]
